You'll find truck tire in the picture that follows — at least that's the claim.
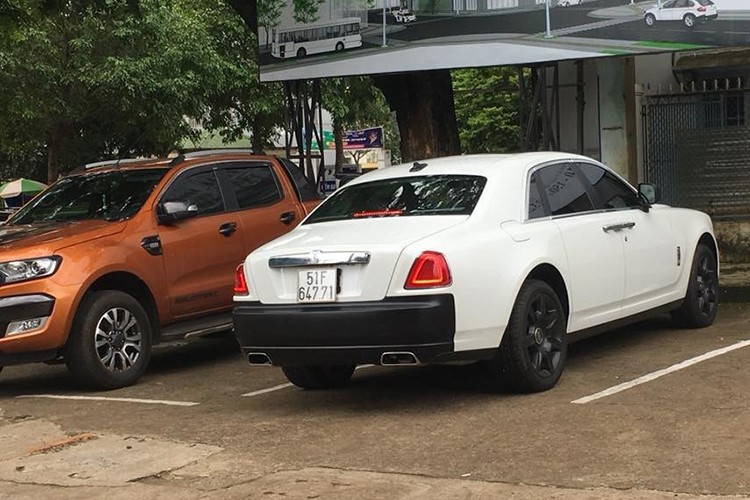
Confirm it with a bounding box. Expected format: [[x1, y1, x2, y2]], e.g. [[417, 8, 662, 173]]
[[66, 290, 153, 390]]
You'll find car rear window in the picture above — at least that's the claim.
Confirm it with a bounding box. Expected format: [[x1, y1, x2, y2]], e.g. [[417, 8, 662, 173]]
[[695, 0, 713, 5], [304, 175, 486, 224]]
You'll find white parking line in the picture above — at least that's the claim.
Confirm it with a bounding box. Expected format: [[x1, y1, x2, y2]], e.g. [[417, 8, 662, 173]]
[[241, 365, 375, 398], [242, 382, 293, 397], [572, 339, 750, 404], [16, 394, 199, 407]]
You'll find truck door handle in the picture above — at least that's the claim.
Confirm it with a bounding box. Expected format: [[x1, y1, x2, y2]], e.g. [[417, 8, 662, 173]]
[[218, 222, 237, 237], [280, 211, 296, 225]]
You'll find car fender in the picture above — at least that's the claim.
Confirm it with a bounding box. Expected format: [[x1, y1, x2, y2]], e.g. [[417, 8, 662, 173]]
[[664, 207, 718, 296]]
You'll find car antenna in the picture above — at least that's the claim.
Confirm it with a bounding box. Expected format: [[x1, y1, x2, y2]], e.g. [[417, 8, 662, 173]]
[[410, 161, 428, 172], [115, 129, 148, 167]]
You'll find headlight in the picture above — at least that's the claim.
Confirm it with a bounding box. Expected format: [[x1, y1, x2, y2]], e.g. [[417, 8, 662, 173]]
[[0, 256, 61, 285]]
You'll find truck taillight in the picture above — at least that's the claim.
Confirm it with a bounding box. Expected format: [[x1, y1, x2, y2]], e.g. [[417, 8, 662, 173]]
[[404, 251, 452, 289], [234, 264, 249, 295]]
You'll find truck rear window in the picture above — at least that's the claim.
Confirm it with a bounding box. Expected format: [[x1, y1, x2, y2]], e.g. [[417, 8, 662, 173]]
[[304, 175, 486, 224]]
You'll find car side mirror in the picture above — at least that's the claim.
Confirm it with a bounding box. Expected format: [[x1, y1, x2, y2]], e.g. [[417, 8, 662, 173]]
[[157, 200, 199, 225], [638, 183, 659, 205]]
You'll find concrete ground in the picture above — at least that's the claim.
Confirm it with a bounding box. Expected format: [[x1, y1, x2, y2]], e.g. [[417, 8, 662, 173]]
[[1, 303, 749, 499]]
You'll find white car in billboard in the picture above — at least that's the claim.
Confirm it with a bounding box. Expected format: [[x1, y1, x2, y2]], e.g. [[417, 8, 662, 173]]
[[644, 0, 718, 28], [391, 7, 417, 23], [232, 153, 719, 393]]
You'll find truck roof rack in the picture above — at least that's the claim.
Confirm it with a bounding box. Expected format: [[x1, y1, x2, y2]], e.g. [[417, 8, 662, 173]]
[[169, 148, 257, 166], [69, 157, 166, 176]]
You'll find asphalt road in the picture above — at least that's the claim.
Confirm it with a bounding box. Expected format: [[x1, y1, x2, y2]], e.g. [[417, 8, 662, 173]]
[[1, 304, 750, 497], [381, 2, 750, 45]]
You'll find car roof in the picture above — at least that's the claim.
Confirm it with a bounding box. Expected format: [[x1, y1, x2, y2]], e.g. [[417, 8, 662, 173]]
[[345, 152, 595, 186]]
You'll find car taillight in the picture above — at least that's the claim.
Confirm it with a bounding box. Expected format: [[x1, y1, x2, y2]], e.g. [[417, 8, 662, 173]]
[[404, 251, 452, 289], [234, 264, 249, 295], [697, 6, 706, 11]]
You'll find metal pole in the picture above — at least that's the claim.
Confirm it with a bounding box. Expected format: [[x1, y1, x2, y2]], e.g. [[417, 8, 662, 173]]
[[382, 1, 387, 47], [545, 0, 552, 38]]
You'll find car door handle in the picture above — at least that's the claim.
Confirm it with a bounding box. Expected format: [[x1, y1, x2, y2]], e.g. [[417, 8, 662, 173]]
[[280, 211, 296, 225], [218, 222, 237, 237], [602, 222, 636, 233]]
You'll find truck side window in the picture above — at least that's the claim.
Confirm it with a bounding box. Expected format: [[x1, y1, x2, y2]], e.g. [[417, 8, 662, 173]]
[[225, 166, 282, 209], [162, 170, 224, 216]]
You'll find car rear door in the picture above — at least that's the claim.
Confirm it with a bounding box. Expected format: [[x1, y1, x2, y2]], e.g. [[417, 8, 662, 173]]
[[535, 162, 626, 332]]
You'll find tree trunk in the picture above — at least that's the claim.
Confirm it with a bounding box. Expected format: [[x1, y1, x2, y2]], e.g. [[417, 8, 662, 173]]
[[225, 0, 257, 33], [333, 119, 345, 172], [47, 124, 62, 183], [251, 114, 264, 153], [373, 70, 461, 163]]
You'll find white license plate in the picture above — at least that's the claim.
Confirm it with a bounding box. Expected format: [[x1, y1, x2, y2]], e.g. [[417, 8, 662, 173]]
[[297, 268, 337, 303]]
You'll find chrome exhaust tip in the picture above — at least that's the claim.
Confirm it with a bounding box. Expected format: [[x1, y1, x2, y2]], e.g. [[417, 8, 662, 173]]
[[247, 352, 272, 365], [380, 351, 419, 366]]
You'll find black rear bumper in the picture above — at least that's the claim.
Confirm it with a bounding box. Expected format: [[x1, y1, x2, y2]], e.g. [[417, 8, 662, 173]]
[[233, 294, 456, 366]]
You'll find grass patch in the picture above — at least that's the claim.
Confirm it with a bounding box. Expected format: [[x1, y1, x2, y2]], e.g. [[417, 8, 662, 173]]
[[635, 40, 712, 50]]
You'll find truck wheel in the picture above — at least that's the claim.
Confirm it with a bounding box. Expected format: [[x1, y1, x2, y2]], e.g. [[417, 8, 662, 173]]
[[282, 365, 355, 390], [335, 42, 344, 52], [296, 47, 306, 58], [66, 291, 152, 390], [671, 243, 718, 328], [486, 280, 567, 393]]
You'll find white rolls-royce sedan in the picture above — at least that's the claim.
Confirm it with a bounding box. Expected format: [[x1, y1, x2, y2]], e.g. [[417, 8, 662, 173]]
[[232, 153, 718, 393]]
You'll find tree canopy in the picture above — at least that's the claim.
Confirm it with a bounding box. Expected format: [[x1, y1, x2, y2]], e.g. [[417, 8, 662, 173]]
[[0, 0, 282, 182], [452, 67, 520, 154]]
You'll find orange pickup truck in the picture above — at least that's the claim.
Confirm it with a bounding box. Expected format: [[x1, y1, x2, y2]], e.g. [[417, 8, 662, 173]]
[[0, 150, 320, 389]]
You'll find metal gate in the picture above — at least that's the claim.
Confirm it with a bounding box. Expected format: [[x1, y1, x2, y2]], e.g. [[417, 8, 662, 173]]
[[642, 86, 750, 219]]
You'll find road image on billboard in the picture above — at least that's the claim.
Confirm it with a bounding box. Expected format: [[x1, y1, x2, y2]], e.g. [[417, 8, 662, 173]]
[[258, 0, 750, 82]]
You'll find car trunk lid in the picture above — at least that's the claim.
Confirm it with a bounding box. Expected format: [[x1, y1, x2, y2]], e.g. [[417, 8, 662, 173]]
[[247, 216, 467, 304]]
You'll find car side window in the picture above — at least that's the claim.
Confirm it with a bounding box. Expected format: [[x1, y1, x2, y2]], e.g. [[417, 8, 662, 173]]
[[578, 163, 640, 210], [224, 165, 282, 209], [527, 172, 547, 220], [536, 163, 594, 217], [161, 169, 224, 216]]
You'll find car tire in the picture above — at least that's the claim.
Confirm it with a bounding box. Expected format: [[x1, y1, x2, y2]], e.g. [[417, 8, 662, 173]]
[[487, 280, 567, 393], [282, 365, 356, 390], [671, 243, 718, 328], [296, 47, 306, 58], [335, 41, 344, 52], [65, 291, 153, 390], [683, 13, 696, 28], [645, 14, 656, 27]]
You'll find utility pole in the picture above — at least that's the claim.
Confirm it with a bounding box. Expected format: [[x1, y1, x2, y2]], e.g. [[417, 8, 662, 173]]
[[545, 0, 552, 38], [382, 1, 387, 47]]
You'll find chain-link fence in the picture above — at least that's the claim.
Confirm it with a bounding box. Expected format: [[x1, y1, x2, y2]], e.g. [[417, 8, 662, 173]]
[[643, 89, 750, 219]]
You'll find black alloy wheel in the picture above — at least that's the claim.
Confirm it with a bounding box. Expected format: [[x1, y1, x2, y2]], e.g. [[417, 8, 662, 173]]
[[486, 280, 568, 393], [672, 243, 718, 328]]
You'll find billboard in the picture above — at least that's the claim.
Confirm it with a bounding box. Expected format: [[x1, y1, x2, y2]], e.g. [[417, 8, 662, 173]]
[[342, 127, 384, 149], [257, 0, 750, 82]]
